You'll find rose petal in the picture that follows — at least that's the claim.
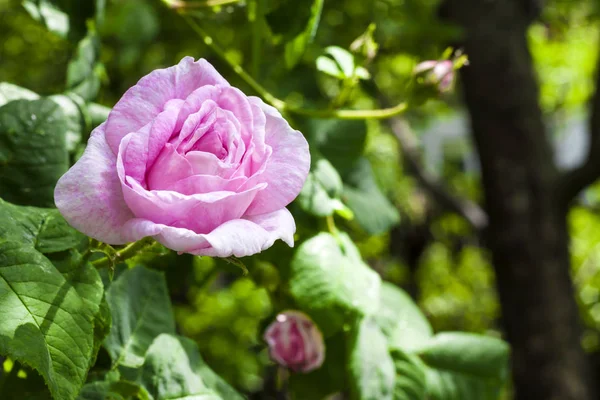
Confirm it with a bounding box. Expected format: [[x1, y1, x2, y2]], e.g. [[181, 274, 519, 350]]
[[54, 123, 134, 244], [186, 151, 233, 178], [176, 85, 254, 143], [147, 143, 194, 190], [122, 208, 295, 257], [194, 208, 296, 256], [121, 178, 265, 234], [166, 174, 246, 195], [120, 122, 151, 185], [147, 99, 183, 167], [120, 104, 181, 186], [173, 91, 221, 148], [229, 101, 268, 178], [242, 97, 310, 215], [117, 131, 267, 234], [105, 57, 229, 153]]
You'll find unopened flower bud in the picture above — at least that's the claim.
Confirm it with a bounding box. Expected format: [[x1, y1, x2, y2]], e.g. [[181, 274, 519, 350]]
[[263, 311, 325, 373], [350, 23, 379, 61], [414, 60, 455, 93]]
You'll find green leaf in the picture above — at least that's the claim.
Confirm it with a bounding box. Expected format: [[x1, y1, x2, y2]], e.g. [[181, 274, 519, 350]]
[[283, 0, 324, 68], [49, 93, 88, 153], [76, 369, 151, 400], [0, 82, 39, 107], [325, 46, 355, 78], [0, 201, 103, 400], [298, 158, 352, 218], [91, 296, 112, 365], [288, 331, 347, 400], [376, 282, 433, 352], [140, 334, 243, 400], [312, 157, 343, 196], [316, 47, 370, 80], [22, 0, 98, 40], [308, 119, 367, 176], [49, 248, 110, 368], [104, 266, 176, 368], [77, 381, 125, 400], [77, 377, 150, 400], [418, 332, 510, 400], [289, 232, 381, 335], [343, 158, 400, 234], [316, 56, 345, 79], [0, 99, 70, 207], [0, 199, 84, 254], [23, 0, 70, 38], [67, 32, 104, 101], [347, 318, 395, 400], [354, 66, 371, 80], [390, 348, 427, 400], [419, 332, 509, 381]]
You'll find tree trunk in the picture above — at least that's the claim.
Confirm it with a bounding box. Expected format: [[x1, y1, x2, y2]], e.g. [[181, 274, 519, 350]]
[[444, 1, 594, 399]]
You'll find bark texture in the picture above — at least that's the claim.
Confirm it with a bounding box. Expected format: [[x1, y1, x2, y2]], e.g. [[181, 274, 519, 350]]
[[443, 1, 595, 399]]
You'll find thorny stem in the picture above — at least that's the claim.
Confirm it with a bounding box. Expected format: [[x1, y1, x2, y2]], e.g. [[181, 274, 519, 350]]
[[180, 14, 409, 120]]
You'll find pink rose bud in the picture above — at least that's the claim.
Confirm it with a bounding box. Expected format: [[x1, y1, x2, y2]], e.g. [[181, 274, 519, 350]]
[[264, 311, 325, 373], [414, 60, 455, 92]]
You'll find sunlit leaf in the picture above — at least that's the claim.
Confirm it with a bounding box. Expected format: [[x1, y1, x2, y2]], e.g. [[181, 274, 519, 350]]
[[289, 232, 381, 335], [23, 0, 70, 38], [347, 318, 395, 400], [316, 56, 345, 79], [376, 282, 433, 352], [418, 332, 509, 400], [298, 158, 353, 218], [390, 348, 427, 400], [104, 266, 176, 368], [325, 46, 355, 78], [0, 199, 103, 400], [140, 334, 243, 400], [0, 82, 39, 107]]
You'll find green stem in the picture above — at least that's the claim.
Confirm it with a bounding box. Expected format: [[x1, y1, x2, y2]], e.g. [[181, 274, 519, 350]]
[[326, 215, 345, 248], [182, 14, 281, 103], [91, 237, 155, 269], [170, 0, 241, 8], [285, 101, 408, 119], [326, 215, 338, 235], [180, 13, 409, 120]]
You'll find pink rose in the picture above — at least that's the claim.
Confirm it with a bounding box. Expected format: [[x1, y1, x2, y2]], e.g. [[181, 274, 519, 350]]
[[55, 57, 310, 257], [263, 311, 325, 373]]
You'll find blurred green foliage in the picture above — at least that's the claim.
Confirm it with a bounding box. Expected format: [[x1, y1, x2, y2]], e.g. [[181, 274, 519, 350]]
[[2, 0, 600, 398]]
